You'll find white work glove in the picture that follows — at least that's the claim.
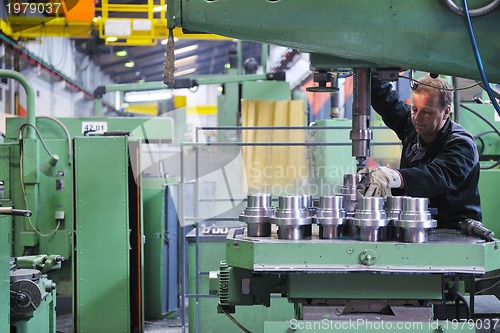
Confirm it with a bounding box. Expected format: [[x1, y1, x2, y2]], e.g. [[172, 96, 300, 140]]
[[358, 166, 403, 197]]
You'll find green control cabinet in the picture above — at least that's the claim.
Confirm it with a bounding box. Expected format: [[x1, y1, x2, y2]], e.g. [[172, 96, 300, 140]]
[[74, 136, 143, 333]]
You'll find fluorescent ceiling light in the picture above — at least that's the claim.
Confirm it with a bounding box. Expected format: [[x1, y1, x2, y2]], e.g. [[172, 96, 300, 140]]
[[106, 36, 118, 42], [174, 67, 197, 77], [174, 44, 199, 55], [124, 61, 135, 68], [176, 55, 198, 67], [124, 89, 173, 102], [116, 50, 127, 57]]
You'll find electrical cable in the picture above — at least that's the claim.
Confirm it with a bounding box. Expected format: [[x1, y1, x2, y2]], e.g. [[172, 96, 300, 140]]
[[479, 82, 500, 100], [37, 116, 73, 165], [220, 306, 252, 333], [475, 135, 485, 156], [476, 278, 500, 295], [476, 273, 500, 282], [460, 104, 500, 168], [447, 289, 472, 320], [398, 75, 481, 92], [19, 146, 61, 237], [475, 130, 497, 159], [19, 123, 53, 157], [461, 104, 500, 139], [462, 0, 500, 117], [18, 123, 62, 236], [481, 160, 500, 170]]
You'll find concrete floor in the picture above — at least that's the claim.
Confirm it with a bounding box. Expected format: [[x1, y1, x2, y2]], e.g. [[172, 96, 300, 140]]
[[56, 314, 186, 333], [144, 318, 184, 333]]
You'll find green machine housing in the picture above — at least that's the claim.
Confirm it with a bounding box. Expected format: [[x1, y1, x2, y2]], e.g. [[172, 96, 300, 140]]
[[0, 116, 174, 333]]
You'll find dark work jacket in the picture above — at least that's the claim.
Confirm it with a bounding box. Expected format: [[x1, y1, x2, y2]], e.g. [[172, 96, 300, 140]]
[[371, 79, 482, 228]]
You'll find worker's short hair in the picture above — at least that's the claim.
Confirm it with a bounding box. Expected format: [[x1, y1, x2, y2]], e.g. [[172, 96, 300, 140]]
[[414, 75, 453, 110]]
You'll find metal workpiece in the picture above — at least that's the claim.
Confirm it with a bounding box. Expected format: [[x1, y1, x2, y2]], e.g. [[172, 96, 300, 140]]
[[270, 196, 312, 240], [314, 196, 346, 239], [239, 193, 274, 237], [341, 174, 359, 239], [396, 197, 437, 243], [352, 197, 388, 241], [385, 196, 406, 241], [341, 174, 358, 212], [301, 194, 316, 217]]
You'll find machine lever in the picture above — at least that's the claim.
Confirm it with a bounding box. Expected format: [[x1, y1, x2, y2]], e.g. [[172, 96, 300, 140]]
[[0, 207, 32, 217], [460, 218, 495, 242]]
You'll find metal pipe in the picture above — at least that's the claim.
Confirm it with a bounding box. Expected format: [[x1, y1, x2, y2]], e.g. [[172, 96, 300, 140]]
[[179, 143, 187, 333], [0, 70, 36, 138]]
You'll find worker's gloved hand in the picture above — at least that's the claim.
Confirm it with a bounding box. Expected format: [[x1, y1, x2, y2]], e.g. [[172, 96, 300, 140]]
[[357, 166, 403, 197]]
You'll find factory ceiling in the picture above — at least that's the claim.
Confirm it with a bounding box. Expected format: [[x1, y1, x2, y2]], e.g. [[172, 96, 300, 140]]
[[87, 0, 264, 84], [73, 33, 263, 84], [2, 0, 265, 84]]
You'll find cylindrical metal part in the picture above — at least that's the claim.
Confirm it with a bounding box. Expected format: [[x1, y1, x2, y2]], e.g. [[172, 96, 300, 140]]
[[401, 197, 432, 221], [239, 193, 274, 237], [302, 194, 316, 217], [270, 195, 312, 240], [350, 68, 373, 168], [396, 197, 437, 243], [402, 229, 428, 244], [314, 195, 346, 239], [385, 196, 405, 241], [352, 197, 388, 241], [277, 225, 311, 240], [341, 174, 359, 239], [341, 174, 358, 212]]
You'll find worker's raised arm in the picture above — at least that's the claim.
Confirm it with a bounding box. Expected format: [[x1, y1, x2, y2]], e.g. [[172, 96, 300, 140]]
[[371, 78, 412, 140]]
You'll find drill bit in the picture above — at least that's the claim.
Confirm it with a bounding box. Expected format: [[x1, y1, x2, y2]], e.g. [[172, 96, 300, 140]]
[[163, 28, 176, 87]]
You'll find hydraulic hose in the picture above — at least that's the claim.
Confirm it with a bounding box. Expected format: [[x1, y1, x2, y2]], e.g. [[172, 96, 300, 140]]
[[441, 0, 500, 17], [462, 0, 500, 117]]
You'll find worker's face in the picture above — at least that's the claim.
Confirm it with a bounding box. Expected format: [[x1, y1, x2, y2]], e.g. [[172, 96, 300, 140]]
[[411, 92, 450, 142]]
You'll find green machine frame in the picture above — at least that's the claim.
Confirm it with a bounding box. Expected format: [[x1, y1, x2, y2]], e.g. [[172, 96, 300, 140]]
[[0, 110, 174, 332], [211, 229, 500, 332], [166, 0, 500, 82]]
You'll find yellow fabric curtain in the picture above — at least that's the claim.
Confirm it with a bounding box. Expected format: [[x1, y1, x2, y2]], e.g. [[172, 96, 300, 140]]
[[241, 99, 307, 194]]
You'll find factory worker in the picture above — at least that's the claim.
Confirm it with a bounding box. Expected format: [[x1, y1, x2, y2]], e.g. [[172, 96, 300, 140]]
[[361, 75, 482, 229]]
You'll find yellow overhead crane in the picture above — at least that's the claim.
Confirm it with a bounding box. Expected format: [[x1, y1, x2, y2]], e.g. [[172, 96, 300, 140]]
[[0, 0, 228, 45]]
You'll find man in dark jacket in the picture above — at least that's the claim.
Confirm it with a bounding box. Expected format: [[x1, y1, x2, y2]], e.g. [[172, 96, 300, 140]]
[[365, 75, 482, 229]]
